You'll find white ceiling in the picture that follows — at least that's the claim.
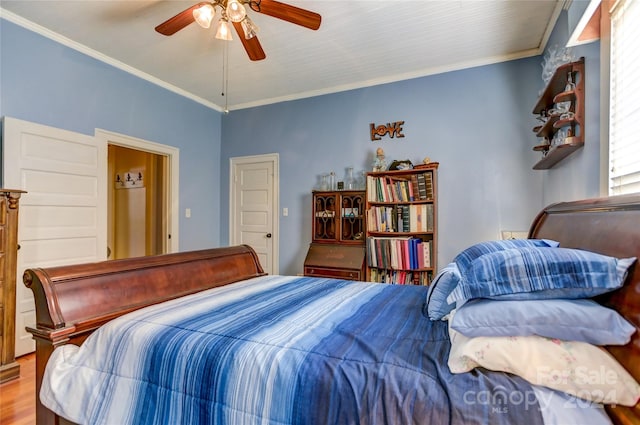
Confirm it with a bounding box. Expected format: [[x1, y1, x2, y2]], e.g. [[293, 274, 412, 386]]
[[0, 1, 562, 112]]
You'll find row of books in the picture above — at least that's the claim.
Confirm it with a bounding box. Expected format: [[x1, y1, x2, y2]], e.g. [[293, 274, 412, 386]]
[[369, 268, 433, 285], [366, 236, 432, 271], [366, 172, 434, 203], [367, 204, 434, 233]]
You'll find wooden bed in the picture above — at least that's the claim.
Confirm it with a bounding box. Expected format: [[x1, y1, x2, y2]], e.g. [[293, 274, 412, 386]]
[[23, 195, 640, 425]]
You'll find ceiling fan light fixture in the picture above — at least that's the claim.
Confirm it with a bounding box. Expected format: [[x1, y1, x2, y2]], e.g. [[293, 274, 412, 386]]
[[241, 17, 259, 39], [226, 0, 247, 23], [215, 16, 234, 40], [193, 3, 215, 29]]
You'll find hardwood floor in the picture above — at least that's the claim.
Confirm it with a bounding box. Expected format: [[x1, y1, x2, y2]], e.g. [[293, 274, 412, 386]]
[[0, 353, 36, 425]]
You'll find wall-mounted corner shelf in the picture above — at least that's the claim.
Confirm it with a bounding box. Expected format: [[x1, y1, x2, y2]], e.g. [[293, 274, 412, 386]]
[[531, 57, 585, 170]]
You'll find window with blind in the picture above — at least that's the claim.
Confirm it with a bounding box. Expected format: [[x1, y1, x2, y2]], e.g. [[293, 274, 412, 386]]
[[609, 0, 640, 195]]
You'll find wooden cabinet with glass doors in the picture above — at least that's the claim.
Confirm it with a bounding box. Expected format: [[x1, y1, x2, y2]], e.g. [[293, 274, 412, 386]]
[[303, 190, 366, 281]]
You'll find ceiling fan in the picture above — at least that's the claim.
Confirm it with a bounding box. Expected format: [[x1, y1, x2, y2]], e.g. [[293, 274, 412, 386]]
[[155, 0, 322, 61]]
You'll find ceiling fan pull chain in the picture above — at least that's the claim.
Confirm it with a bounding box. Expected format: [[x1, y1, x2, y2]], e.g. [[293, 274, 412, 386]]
[[223, 41, 230, 114]]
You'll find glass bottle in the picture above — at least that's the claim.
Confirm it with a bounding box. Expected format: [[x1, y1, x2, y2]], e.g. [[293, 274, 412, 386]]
[[359, 170, 367, 189], [320, 174, 328, 191], [345, 167, 354, 190]]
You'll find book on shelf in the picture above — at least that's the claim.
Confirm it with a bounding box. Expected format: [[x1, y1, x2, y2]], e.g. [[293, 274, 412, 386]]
[[416, 173, 428, 200], [425, 171, 434, 199], [368, 268, 433, 285], [401, 205, 410, 232], [417, 239, 431, 268], [366, 236, 432, 271], [367, 173, 430, 203], [410, 174, 419, 201], [367, 205, 434, 233]]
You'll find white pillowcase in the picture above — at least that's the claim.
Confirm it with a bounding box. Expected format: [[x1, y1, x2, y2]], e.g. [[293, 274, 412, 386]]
[[447, 312, 640, 407]]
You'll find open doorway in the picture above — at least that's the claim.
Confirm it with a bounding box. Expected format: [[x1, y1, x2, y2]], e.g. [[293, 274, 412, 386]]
[[108, 145, 167, 259], [97, 128, 180, 260]]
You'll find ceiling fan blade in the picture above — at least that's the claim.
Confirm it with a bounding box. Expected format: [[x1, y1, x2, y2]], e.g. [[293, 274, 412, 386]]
[[155, 2, 209, 36], [232, 22, 267, 61], [250, 0, 321, 30]]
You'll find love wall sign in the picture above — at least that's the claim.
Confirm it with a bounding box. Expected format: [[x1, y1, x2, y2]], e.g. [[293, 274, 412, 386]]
[[370, 121, 405, 141]]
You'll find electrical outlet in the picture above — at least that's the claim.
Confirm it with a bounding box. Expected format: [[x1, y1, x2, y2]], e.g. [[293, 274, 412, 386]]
[[501, 230, 528, 240]]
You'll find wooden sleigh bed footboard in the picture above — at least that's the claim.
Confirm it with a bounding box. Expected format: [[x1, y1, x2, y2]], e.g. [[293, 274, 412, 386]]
[[23, 195, 640, 425], [23, 244, 266, 425]]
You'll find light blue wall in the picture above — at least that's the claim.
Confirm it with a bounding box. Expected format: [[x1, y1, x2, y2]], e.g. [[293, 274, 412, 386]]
[[221, 57, 545, 275], [0, 19, 223, 251], [2, 7, 602, 275]]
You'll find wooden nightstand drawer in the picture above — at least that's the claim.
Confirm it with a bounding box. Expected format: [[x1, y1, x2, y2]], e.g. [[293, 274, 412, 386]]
[[304, 267, 361, 281]]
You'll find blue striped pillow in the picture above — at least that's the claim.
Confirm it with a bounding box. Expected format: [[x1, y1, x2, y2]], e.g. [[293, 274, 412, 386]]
[[446, 247, 636, 308], [423, 239, 559, 321], [423, 262, 460, 320], [453, 239, 560, 274]]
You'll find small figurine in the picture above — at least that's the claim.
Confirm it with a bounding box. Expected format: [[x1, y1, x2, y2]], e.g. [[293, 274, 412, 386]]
[[372, 147, 387, 172], [389, 159, 413, 170], [422, 157, 431, 165]]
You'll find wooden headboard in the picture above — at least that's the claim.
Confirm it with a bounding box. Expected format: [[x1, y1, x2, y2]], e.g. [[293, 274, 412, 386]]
[[529, 194, 640, 425]]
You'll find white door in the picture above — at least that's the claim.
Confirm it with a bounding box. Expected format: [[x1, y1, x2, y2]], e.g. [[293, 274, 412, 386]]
[[2, 117, 107, 356], [230, 154, 279, 274]]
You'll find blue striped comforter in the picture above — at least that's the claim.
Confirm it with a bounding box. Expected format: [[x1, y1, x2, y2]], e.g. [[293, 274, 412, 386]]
[[40, 275, 547, 424]]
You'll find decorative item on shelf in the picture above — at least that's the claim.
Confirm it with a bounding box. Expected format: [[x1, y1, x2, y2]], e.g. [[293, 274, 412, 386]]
[[358, 170, 367, 190], [344, 166, 355, 190], [115, 171, 144, 189], [565, 71, 576, 92], [372, 148, 387, 171], [388, 160, 413, 170], [342, 207, 358, 218], [329, 171, 336, 190], [319, 174, 329, 191], [533, 137, 551, 155], [540, 45, 575, 86], [414, 157, 438, 170]]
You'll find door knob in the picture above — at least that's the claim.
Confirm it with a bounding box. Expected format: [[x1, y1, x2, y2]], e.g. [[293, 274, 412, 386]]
[[266, 233, 272, 238]]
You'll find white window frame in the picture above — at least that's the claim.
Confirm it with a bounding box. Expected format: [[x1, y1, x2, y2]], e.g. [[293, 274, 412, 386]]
[[606, 0, 640, 195]]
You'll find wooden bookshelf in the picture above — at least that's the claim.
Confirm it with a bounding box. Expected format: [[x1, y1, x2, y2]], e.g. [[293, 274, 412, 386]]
[[365, 164, 438, 285]]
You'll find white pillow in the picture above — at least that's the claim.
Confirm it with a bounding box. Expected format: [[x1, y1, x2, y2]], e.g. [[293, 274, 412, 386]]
[[447, 312, 640, 406]]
